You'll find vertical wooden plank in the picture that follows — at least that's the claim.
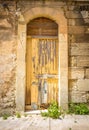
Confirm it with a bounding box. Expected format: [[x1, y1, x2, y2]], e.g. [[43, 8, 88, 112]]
[[37, 39, 40, 75], [31, 39, 38, 107], [51, 81, 53, 101], [56, 39, 58, 74], [53, 82, 55, 101], [56, 79, 58, 102], [53, 40, 56, 73], [26, 38, 32, 105], [48, 80, 51, 103], [46, 39, 49, 74], [50, 40, 53, 74]]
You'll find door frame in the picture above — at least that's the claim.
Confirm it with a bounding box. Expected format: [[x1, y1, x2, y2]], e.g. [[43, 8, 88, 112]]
[[16, 7, 68, 112]]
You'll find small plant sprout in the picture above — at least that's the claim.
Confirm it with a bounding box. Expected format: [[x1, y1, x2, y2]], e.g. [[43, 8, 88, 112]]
[[41, 101, 64, 119], [2, 113, 10, 120], [16, 112, 21, 118]]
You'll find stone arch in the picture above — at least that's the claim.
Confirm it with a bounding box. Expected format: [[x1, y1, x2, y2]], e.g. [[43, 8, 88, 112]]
[[24, 7, 66, 25], [16, 7, 68, 111]]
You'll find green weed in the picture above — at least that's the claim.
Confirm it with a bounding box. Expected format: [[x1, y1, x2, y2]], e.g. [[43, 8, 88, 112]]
[[2, 113, 10, 120], [68, 103, 89, 115], [16, 112, 21, 118], [41, 101, 64, 119]]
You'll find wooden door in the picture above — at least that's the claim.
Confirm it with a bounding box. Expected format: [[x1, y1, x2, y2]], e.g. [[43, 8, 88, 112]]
[[26, 38, 58, 110]]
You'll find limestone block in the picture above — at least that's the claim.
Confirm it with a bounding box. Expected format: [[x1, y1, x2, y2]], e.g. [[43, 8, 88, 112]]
[[86, 69, 89, 79], [73, 34, 89, 43], [77, 56, 89, 67], [77, 79, 89, 91], [71, 92, 87, 103], [69, 26, 85, 34], [68, 6, 75, 11], [86, 93, 89, 102], [69, 56, 77, 67], [68, 19, 75, 26], [68, 79, 88, 103], [66, 11, 82, 18], [70, 43, 89, 48], [69, 68, 84, 79], [69, 79, 77, 91], [68, 19, 84, 26], [74, 19, 84, 26], [69, 83, 87, 103], [70, 44, 89, 56]]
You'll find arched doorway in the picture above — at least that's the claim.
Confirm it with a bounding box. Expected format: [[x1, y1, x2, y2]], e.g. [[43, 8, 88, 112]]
[[16, 7, 68, 112], [26, 17, 59, 110]]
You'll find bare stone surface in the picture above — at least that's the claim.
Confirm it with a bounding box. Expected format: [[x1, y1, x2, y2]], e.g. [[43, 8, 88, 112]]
[[77, 56, 89, 67], [69, 26, 85, 34], [69, 68, 84, 79], [70, 42, 89, 48], [70, 91, 87, 103], [69, 56, 77, 67], [70, 42, 89, 56], [0, 19, 12, 28], [77, 79, 89, 91], [0, 38, 17, 114], [86, 69, 89, 79], [68, 19, 84, 26], [66, 11, 82, 19], [69, 79, 89, 103], [68, 19, 76, 26], [73, 34, 89, 43]]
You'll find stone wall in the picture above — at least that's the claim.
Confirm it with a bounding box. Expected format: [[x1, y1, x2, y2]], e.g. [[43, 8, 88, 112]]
[[0, 1, 17, 115], [0, 0, 89, 114], [68, 3, 89, 103]]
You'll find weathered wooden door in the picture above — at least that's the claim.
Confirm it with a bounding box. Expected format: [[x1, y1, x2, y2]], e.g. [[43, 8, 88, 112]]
[[26, 38, 58, 110], [26, 17, 58, 110]]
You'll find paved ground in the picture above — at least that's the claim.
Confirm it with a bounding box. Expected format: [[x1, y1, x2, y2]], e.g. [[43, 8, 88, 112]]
[[0, 114, 89, 130]]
